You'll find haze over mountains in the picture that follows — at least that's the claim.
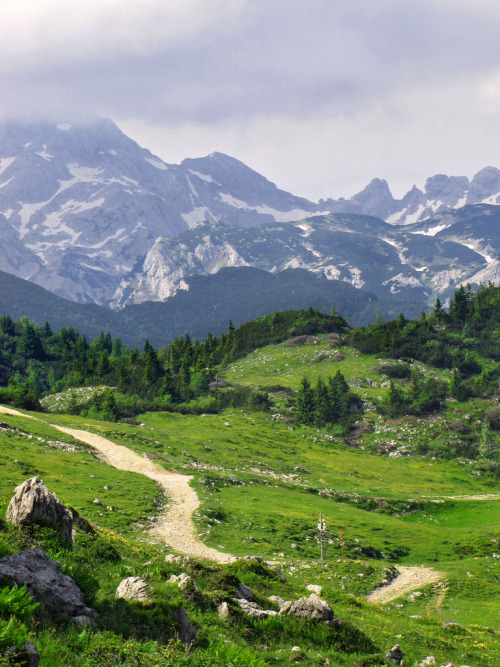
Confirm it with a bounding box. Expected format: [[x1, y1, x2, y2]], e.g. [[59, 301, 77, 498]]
[[1, 117, 500, 312]]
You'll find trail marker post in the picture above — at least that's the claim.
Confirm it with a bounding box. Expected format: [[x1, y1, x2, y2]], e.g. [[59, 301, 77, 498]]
[[318, 513, 326, 561]]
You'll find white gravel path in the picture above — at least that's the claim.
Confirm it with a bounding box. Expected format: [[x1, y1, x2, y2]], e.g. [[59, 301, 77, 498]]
[[367, 566, 443, 604], [0, 406, 235, 563]]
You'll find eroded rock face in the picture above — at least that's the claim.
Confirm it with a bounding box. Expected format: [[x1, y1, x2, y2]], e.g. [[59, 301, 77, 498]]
[[279, 593, 338, 627], [115, 577, 151, 602], [0, 549, 97, 623], [5, 477, 73, 547]]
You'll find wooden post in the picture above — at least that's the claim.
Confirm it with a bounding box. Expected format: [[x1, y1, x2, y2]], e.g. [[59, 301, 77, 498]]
[[318, 513, 326, 561], [341, 529, 344, 560]]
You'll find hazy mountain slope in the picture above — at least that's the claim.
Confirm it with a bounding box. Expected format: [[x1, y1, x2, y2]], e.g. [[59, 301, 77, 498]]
[[0, 268, 425, 348], [0, 119, 323, 304], [114, 210, 499, 306]]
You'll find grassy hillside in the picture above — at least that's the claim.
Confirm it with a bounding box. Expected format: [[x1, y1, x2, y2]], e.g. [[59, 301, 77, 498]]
[[0, 293, 498, 665]]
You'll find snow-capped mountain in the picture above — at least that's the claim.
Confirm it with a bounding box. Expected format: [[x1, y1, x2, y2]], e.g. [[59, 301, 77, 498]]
[[113, 207, 500, 307], [1, 116, 500, 309], [0, 118, 323, 304], [321, 167, 500, 225]]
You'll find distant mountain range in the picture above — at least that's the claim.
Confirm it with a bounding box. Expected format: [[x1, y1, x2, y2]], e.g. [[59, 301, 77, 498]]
[[0, 117, 499, 312]]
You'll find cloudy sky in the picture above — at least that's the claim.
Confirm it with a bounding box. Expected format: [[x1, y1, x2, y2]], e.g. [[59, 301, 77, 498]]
[[1, 0, 500, 200]]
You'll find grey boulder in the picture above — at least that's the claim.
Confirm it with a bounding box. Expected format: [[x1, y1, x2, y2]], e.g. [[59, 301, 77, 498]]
[[5, 477, 73, 548], [0, 549, 97, 623]]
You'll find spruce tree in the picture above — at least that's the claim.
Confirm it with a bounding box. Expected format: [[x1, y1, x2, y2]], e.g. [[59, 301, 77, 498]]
[[296, 377, 315, 425]]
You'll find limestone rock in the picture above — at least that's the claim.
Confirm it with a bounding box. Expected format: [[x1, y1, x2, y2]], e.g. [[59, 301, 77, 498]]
[[116, 577, 151, 602], [417, 658, 436, 667], [0, 549, 97, 623], [5, 477, 73, 547], [306, 584, 323, 595], [172, 606, 196, 645], [235, 599, 278, 619], [268, 595, 285, 608], [217, 601, 230, 619], [386, 644, 404, 665], [168, 573, 192, 591], [280, 593, 337, 626]]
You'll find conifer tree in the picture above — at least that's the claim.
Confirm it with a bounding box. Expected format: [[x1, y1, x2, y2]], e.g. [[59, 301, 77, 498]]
[[296, 377, 315, 425]]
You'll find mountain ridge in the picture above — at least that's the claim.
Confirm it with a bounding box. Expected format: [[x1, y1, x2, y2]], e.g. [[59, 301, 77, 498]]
[[1, 117, 500, 308]]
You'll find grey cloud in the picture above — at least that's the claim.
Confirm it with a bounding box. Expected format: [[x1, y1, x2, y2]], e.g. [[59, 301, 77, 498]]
[[2, 1, 500, 126]]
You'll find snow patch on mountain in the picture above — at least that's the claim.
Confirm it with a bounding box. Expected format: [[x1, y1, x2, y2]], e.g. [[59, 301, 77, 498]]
[[411, 224, 451, 236], [0, 157, 15, 174], [144, 157, 168, 170]]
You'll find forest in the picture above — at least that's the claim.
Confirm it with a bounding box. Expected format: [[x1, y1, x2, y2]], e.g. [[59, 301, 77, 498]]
[[1, 283, 500, 437]]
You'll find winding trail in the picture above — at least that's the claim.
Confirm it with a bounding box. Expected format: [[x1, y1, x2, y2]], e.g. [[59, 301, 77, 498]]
[[367, 566, 443, 604], [0, 406, 234, 563]]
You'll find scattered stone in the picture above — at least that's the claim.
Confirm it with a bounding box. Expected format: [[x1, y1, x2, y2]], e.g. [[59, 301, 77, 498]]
[[71, 615, 95, 627], [268, 595, 285, 607], [418, 657, 436, 667], [217, 601, 230, 619], [93, 498, 101, 505], [0, 549, 97, 623], [269, 565, 287, 583], [7, 642, 40, 667], [234, 582, 254, 601], [168, 573, 192, 591], [236, 599, 278, 619], [291, 646, 301, 651], [306, 584, 323, 595], [280, 593, 339, 627], [171, 606, 196, 645], [291, 543, 298, 550], [165, 554, 183, 564], [5, 477, 73, 547], [115, 577, 151, 602], [386, 644, 404, 665]]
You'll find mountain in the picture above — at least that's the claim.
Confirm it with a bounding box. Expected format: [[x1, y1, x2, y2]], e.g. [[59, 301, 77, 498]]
[[321, 167, 500, 225], [1, 117, 500, 310], [0, 118, 324, 305], [114, 207, 500, 307]]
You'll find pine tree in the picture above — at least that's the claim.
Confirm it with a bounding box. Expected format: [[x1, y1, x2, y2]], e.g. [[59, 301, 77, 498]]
[[314, 377, 330, 427], [296, 377, 315, 425]]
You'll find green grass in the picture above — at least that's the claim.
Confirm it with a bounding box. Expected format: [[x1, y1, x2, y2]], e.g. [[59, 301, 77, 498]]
[[0, 329, 499, 664]]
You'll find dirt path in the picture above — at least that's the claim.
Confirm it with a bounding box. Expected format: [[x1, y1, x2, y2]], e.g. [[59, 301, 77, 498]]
[[0, 406, 235, 563], [367, 566, 443, 604]]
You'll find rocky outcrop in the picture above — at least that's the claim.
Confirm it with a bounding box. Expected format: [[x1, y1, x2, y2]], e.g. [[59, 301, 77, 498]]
[[5, 477, 73, 547], [0, 549, 97, 624], [115, 577, 151, 602], [279, 593, 339, 628]]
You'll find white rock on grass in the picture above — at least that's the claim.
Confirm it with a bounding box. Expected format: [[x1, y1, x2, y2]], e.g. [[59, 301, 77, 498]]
[[115, 577, 151, 602], [306, 584, 323, 595]]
